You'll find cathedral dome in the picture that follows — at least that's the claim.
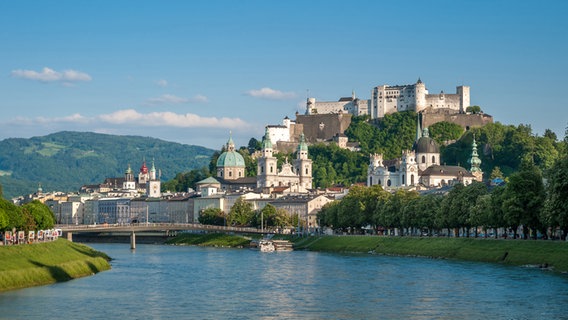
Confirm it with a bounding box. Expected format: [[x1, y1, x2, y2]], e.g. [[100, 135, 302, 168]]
[[216, 150, 245, 168], [413, 128, 440, 154], [216, 136, 245, 168]]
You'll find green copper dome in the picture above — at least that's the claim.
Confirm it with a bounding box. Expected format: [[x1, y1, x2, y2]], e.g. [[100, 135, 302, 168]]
[[216, 136, 245, 168], [216, 151, 245, 167]]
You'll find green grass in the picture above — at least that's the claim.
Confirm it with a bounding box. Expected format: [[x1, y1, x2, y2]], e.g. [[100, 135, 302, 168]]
[[293, 236, 568, 273], [0, 239, 111, 292], [166, 233, 251, 247]]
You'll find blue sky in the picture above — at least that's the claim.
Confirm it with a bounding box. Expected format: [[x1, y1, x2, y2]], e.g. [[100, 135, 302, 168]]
[[1, 0, 567, 150]]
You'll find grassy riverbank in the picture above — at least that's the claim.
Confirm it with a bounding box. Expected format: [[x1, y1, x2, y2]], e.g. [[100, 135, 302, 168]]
[[166, 233, 252, 247], [293, 236, 568, 273], [0, 239, 111, 292]]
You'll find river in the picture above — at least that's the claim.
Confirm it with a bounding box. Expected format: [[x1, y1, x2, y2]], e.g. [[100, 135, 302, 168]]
[[1, 243, 568, 319]]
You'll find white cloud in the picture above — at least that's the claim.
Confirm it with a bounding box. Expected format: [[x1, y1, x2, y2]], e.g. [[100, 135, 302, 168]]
[[98, 109, 244, 128], [146, 94, 209, 105], [245, 87, 296, 100], [0, 110, 258, 149], [156, 79, 168, 87], [191, 94, 209, 103], [11, 67, 92, 83]]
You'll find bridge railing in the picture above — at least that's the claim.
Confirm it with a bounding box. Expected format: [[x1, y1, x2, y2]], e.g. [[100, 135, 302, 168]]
[[56, 223, 260, 233]]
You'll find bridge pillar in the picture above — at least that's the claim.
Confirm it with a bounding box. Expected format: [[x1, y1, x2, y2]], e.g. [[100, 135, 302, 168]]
[[130, 231, 136, 250], [66, 232, 73, 242]]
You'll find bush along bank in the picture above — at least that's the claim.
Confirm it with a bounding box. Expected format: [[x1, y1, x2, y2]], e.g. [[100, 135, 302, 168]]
[[0, 239, 111, 292], [292, 236, 568, 273]]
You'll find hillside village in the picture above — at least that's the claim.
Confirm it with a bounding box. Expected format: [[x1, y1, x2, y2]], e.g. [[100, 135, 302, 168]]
[[11, 79, 494, 232]]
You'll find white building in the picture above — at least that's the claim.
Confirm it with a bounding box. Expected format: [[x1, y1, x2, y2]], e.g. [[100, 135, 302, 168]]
[[371, 78, 470, 119], [266, 116, 294, 143], [306, 79, 470, 120], [367, 118, 477, 189], [306, 91, 369, 117]]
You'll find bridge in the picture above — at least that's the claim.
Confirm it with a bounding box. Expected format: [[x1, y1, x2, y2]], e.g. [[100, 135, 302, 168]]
[[57, 223, 269, 249]]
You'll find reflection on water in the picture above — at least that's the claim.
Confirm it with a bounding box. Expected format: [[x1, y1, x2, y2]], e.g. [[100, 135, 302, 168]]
[[1, 243, 568, 319]]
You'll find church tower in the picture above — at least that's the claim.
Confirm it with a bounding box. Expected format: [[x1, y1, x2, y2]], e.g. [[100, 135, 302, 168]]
[[294, 133, 313, 189], [468, 135, 483, 182], [138, 158, 149, 184], [257, 127, 278, 188], [146, 159, 161, 198], [123, 164, 136, 191]]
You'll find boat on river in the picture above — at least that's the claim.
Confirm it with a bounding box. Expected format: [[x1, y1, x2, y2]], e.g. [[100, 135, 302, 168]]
[[258, 239, 275, 252], [250, 239, 293, 252]]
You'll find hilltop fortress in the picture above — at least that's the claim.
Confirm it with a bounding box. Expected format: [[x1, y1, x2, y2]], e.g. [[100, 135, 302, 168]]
[[267, 79, 492, 150], [306, 78, 471, 118]]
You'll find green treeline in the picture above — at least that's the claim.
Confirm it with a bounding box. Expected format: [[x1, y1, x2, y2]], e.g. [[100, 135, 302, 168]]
[[0, 198, 56, 232], [198, 201, 302, 230], [317, 157, 568, 240]]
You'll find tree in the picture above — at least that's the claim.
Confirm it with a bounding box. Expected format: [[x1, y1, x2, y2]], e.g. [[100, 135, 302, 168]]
[[247, 138, 262, 153], [543, 156, 568, 239], [198, 208, 225, 226], [22, 200, 56, 230], [0, 198, 24, 230], [502, 162, 546, 239], [0, 207, 8, 231], [466, 105, 482, 114], [490, 166, 504, 180], [254, 204, 290, 230], [429, 121, 464, 144], [228, 197, 254, 227]]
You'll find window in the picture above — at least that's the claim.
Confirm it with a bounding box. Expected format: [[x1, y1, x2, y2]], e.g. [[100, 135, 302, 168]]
[[387, 179, 391, 187], [432, 156, 436, 163], [422, 156, 426, 163]]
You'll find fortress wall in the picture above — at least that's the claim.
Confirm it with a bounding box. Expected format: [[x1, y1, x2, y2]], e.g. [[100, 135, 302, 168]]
[[422, 113, 493, 130], [295, 114, 352, 143], [425, 94, 461, 111]]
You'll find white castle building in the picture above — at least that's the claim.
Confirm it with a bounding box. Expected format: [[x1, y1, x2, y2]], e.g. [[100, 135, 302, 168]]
[[265, 116, 295, 144], [306, 79, 470, 119], [371, 78, 470, 118], [306, 91, 370, 117]]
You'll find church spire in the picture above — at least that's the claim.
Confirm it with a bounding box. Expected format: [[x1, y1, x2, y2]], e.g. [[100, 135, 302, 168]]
[[469, 134, 483, 181], [262, 127, 273, 150], [415, 112, 423, 141]]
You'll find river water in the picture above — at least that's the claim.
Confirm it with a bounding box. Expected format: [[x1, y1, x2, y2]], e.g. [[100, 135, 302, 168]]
[[1, 243, 568, 319]]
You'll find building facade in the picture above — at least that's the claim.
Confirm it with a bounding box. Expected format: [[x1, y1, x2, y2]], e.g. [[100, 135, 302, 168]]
[[256, 128, 313, 190]]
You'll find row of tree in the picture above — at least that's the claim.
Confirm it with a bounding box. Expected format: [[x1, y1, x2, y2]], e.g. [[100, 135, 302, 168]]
[[198, 198, 302, 230], [0, 198, 56, 232], [317, 157, 568, 240]]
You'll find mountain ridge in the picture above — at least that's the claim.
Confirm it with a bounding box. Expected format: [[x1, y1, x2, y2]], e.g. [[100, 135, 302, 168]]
[[0, 131, 215, 199]]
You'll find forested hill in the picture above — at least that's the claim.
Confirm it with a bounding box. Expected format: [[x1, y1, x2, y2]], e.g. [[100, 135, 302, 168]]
[[0, 131, 215, 199]]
